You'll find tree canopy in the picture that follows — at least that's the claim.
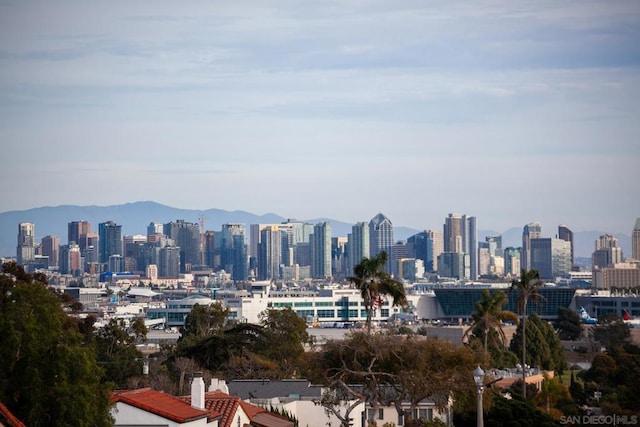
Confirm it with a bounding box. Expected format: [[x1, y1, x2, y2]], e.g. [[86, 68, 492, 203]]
[[0, 262, 112, 426]]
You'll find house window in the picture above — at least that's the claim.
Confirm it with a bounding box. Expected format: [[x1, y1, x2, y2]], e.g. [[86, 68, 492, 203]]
[[413, 408, 433, 421], [379, 408, 384, 420]]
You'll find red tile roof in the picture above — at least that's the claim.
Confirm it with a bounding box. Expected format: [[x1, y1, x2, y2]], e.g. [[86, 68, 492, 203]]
[[111, 388, 216, 424], [179, 391, 293, 427], [180, 391, 247, 427]]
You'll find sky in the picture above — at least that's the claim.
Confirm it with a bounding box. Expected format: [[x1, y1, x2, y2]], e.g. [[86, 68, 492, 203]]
[[1, 0, 639, 234]]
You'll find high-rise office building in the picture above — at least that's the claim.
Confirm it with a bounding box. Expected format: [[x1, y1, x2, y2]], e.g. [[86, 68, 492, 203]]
[[443, 214, 477, 279], [311, 222, 332, 279], [123, 234, 146, 273], [98, 221, 122, 264], [221, 224, 248, 281], [485, 235, 502, 257], [592, 234, 623, 268], [68, 220, 91, 253], [203, 230, 216, 269], [530, 238, 572, 280], [444, 214, 463, 253], [332, 236, 348, 279], [59, 242, 82, 275], [164, 220, 200, 272], [558, 225, 574, 268], [437, 252, 466, 280], [503, 247, 521, 277], [478, 242, 491, 277], [348, 222, 370, 276], [369, 213, 394, 274], [41, 235, 60, 268], [521, 222, 542, 272], [158, 245, 180, 278], [16, 222, 35, 266], [633, 218, 640, 261], [146, 222, 164, 244], [257, 225, 283, 281]]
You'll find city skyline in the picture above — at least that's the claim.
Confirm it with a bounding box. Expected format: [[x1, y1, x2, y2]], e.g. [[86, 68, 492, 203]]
[[1, 1, 639, 234]]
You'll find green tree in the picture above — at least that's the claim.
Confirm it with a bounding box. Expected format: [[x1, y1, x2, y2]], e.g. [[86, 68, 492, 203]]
[[463, 289, 517, 363], [509, 269, 544, 397], [590, 319, 631, 348], [555, 307, 582, 341], [348, 252, 407, 332], [509, 313, 565, 373], [180, 302, 230, 341], [95, 318, 144, 388], [532, 376, 573, 419], [582, 342, 640, 414], [258, 308, 311, 377], [0, 262, 112, 426]]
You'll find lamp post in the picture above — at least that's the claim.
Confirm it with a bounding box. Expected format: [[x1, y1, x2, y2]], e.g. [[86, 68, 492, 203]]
[[473, 365, 485, 427]]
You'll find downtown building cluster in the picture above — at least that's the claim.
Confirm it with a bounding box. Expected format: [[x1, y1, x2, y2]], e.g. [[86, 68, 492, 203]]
[[10, 214, 640, 288]]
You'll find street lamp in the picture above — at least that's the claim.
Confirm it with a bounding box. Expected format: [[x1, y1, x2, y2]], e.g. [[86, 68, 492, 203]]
[[473, 366, 485, 427]]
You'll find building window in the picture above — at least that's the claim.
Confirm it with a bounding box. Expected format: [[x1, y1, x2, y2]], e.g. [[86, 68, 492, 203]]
[[379, 408, 384, 420]]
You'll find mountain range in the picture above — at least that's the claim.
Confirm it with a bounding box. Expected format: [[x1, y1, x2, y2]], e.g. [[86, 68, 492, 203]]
[[0, 201, 632, 260]]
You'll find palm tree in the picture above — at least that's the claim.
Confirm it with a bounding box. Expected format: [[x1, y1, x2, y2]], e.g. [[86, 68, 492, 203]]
[[509, 268, 545, 397], [463, 289, 517, 362], [348, 251, 407, 332]]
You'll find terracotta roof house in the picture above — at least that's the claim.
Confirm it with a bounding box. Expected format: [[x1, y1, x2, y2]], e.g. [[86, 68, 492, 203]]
[[111, 373, 293, 427], [179, 391, 293, 427]]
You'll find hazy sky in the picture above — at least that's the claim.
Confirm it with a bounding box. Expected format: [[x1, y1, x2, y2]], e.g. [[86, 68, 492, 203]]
[[1, 1, 639, 234]]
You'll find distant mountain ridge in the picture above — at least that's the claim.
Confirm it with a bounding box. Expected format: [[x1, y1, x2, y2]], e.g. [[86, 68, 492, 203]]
[[0, 202, 631, 259]]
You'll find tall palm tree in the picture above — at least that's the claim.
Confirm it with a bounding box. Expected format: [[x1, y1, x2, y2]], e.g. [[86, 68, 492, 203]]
[[463, 289, 517, 362], [348, 251, 407, 332], [509, 268, 545, 397]]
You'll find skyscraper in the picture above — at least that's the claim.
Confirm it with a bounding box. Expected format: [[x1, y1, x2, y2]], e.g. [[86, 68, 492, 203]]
[[59, 242, 82, 275], [633, 218, 640, 261], [221, 224, 248, 281], [443, 214, 477, 279], [203, 230, 216, 269], [158, 245, 181, 278], [98, 221, 122, 264], [164, 220, 200, 272], [332, 236, 348, 279], [369, 213, 394, 274], [68, 220, 91, 253], [408, 230, 443, 272], [257, 225, 283, 281], [521, 222, 542, 272], [348, 222, 370, 276], [16, 222, 35, 266], [530, 237, 572, 280], [41, 235, 60, 268], [311, 222, 332, 279], [503, 247, 521, 277], [558, 225, 574, 269], [592, 234, 623, 268]]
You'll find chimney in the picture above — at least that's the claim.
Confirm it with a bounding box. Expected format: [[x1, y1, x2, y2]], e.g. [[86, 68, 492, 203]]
[[209, 378, 229, 394], [191, 372, 205, 410]]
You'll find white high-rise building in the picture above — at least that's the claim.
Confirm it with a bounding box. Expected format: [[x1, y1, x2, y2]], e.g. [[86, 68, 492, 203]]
[[17, 222, 35, 266]]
